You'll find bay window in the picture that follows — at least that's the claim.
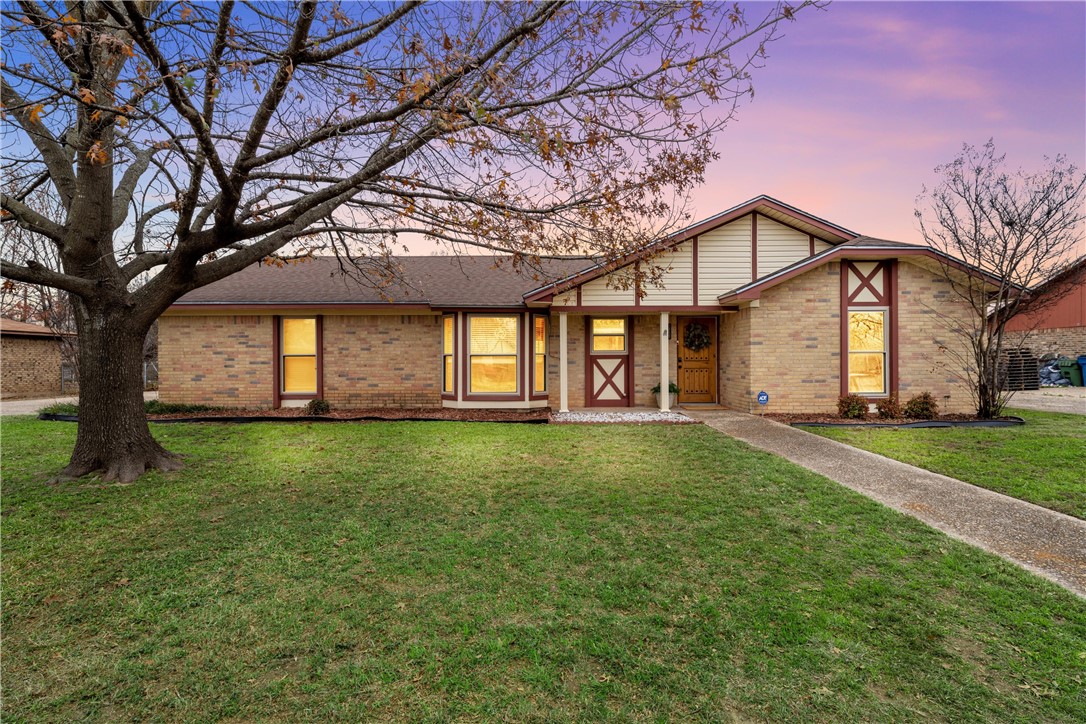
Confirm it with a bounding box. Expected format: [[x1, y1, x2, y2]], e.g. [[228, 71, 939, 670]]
[[533, 316, 547, 394], [442, 315, 455, 394]]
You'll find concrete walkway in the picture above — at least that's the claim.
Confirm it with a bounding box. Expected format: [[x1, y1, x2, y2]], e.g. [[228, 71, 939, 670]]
[[1, 391, 158, 416], [1007, 387, 1086, 415], [686, 409, 1086, 598]]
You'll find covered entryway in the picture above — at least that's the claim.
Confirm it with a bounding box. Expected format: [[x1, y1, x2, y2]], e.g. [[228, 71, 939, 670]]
[[677, 317, 717, 404]]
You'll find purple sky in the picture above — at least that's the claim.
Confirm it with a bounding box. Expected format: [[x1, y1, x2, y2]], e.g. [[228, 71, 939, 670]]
[[691, 1, 1086, 249]]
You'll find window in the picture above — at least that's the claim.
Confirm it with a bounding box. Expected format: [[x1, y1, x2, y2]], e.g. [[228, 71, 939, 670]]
[[281, 317, 317, 393], [442, 315, 455, 394], [533, 316, 547, 394], [848, 310, 886, 395], [469, 315, 518, 394], [591, 318, 626, 353]]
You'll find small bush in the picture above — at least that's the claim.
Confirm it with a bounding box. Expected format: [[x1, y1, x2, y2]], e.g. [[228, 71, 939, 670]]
[[904, 392, 939, 420], [837, 393, 869, 419], [875, 393, 903, 419], [305, 398, 331, 415], [144, 400, 220, 414], [39, 402, 79, 416]]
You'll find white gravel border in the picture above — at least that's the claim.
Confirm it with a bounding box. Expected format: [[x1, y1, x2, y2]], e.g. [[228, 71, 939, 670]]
[[550, 410, 696, 424]]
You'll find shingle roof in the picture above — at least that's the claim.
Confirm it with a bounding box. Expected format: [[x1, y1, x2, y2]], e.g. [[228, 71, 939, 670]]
[[0, 317, 70, 337], [173, 255, 597, 308]]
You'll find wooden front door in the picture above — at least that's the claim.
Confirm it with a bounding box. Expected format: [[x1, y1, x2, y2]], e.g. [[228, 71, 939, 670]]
[[587, 317, 632, 407], [677, 317, 717, 404]]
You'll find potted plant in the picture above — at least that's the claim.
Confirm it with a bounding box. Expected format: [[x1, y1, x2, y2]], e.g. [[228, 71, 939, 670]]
[[651, 382, 680, 408]]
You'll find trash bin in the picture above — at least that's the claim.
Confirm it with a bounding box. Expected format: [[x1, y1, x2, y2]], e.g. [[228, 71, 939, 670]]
[[1079, 355, 1086, 385], [1058, 356, 1083, 386]]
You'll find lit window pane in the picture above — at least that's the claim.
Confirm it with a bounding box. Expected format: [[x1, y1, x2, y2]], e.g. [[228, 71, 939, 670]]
[[470, 316, 517, 355], [443, 357, 453, 393], [593, 335, 625, 352], [534, 317, 547, 354], [848, 312, 884, 351], [283, 356, 317, 392], [282, 318, 316, 355], [470, 356, 517, 393], [443, 316, 454, 354], [849, 353, 885, 394], [534, 354, 546, 393], [592, 318, 625, 335]]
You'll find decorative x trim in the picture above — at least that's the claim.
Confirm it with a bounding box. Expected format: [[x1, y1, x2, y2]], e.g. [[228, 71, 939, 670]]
[[592, 358, 626, 401], [847, 262, 887, 304]]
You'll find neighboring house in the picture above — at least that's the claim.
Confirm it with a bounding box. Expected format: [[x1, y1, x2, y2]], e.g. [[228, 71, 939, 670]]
[[1003, 257, 1086, 357], [0, 317, 70, 398], [160, 195, 989, 413]]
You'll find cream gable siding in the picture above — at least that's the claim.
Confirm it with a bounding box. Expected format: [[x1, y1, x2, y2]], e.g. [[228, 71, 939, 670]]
[[813, 239, 832, 254], [552, 290, 578, 307], [641, 244, 694, 305], [697, 214, 753, 304], [756, 216, 812, 279], [580, 274, 636, 305]]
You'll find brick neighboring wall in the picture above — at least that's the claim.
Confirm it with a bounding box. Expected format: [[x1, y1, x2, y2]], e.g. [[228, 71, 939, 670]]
[[323, 314, 442, 408], [743, 262, 842, 414], [1006, 327, 1086, 358], [896, 261, 975, 413], [159, 315, 274, 407], [1, 335, 62, 397]]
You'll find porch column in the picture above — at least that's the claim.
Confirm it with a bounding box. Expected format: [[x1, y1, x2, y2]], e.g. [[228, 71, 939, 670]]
[[659, 311, 670, 411], [559, 312, 569, 413]]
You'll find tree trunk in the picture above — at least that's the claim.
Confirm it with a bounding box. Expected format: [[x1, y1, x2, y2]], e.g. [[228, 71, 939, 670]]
[[58, 310, 181, 483]]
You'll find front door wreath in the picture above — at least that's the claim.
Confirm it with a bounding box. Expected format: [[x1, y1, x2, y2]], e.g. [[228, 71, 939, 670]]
[[683, 322, 712, 352]]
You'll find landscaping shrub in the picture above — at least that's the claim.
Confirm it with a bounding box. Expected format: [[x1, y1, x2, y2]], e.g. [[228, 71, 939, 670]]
[[144, 400, 221, 414], [904, 392, 939, 420], [305, 398, 331, 415], [837, 393, 869, 419], [875, 393, 903, 419]]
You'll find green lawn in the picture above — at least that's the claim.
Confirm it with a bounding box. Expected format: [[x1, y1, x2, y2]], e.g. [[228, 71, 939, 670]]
[[3, 418, 1084, 721], [808, 409, 1086, 520]]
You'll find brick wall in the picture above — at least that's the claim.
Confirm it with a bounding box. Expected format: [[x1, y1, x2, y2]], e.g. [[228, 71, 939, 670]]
[[744, 262, 842, 414], [1006, 327, 1086, 359], [896, 261, 975, 413], [323, 314, 442, 408], [159, 315, 274, 407], [547, 315, 585, 408], [1, 335, 62, 397], [719, 308, 752, 411]]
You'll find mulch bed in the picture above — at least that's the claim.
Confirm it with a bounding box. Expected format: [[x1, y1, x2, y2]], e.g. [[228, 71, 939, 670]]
[[765, 413, 1024, 428], [149, 408, 551, 423]]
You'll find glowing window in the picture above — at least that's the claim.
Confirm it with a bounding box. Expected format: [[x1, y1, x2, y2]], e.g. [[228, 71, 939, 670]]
[[442, 315, 455, 394], [848, 310, 886, 395], [533, 316, 547, 394], [469, 315, 518, 394], [281, 318, 317, 393], [591, 318, 626, 353]]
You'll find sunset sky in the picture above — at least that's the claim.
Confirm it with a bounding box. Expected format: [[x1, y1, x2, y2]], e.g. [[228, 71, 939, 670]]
[[688, 0, 1085, 248]]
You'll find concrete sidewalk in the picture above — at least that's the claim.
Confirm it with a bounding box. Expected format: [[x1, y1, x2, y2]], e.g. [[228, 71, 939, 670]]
[[1, 391, 158, 416], [686, 409, 1086, 598]]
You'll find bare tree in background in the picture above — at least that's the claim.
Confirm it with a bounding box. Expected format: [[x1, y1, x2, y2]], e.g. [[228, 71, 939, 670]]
[[1, 0, 821, 481], [916, 141, 1086, 418]]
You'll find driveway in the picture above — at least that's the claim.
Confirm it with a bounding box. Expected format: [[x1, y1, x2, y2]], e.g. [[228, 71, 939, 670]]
[[1007, 387, 1086, 415], [1, 391, 158, 416]]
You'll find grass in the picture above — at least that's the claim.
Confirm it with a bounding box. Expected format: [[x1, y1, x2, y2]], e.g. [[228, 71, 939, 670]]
[[2, 418, 1085, 721], [808, 409, 1086, 519]]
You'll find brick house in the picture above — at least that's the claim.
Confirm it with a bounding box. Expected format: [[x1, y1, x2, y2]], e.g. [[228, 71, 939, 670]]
[[1003, 257, 1086, 358], [1, 318, 70, 398], [160, 196, 991, 413]]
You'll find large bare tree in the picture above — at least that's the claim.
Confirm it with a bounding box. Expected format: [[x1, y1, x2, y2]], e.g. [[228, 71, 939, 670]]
[[1, 0, 819, 481], [916, 141, 1085, 418]]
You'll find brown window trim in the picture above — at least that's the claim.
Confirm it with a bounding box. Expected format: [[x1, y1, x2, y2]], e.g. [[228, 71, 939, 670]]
[[530, 314, 549, 400], [274, 315, 323, 406], [840, 261, 898, 398], [441, 313, 457, 400]]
